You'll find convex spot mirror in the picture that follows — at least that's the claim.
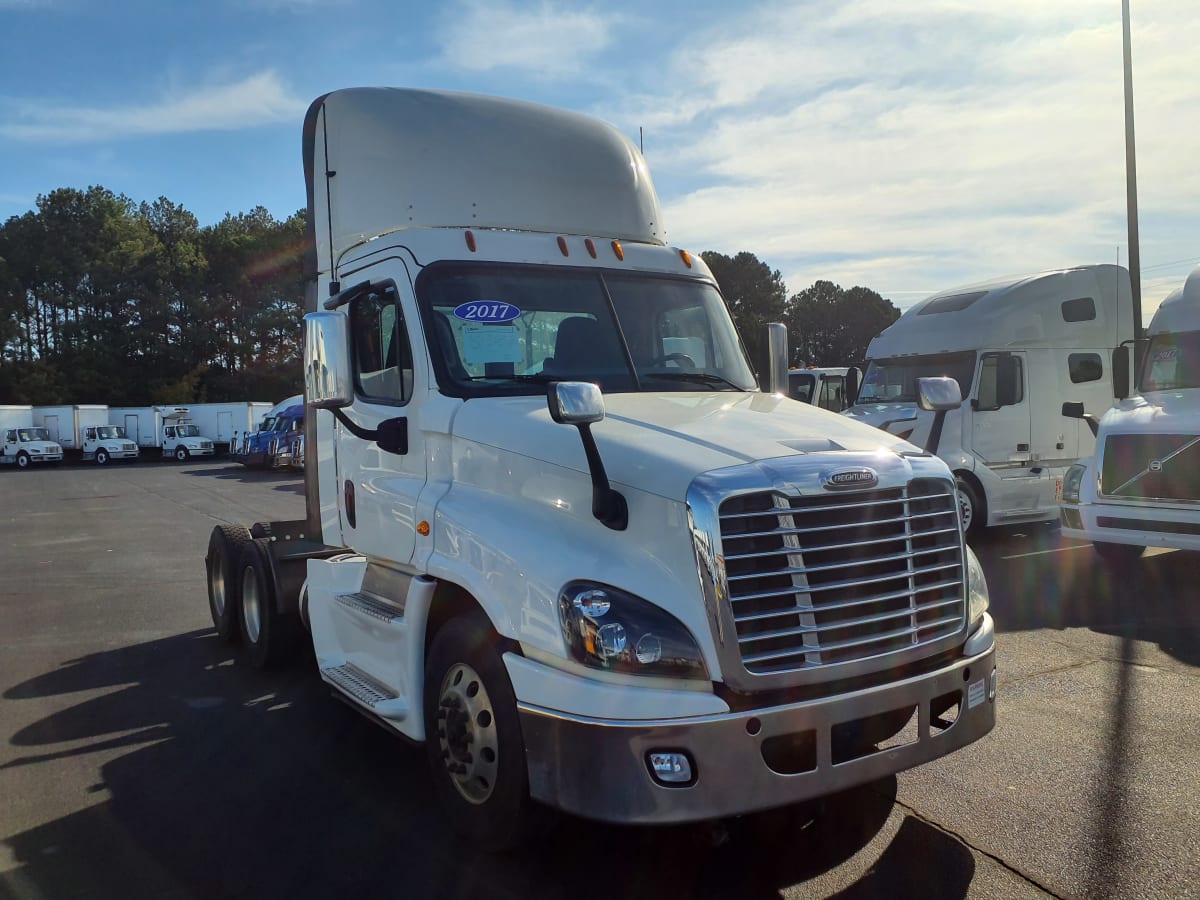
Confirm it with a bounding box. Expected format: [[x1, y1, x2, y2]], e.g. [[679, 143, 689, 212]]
[[548, 382, 605, 425], [916, 376, 962, 412], [304, 311, 353, 409]]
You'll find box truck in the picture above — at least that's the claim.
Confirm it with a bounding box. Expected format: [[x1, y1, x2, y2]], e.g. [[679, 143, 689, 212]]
[[203, 88, 995, 848], [185, 402, 273, 453], [844, 265, 1134, 535], [0, 405, 64, 468], [108, 406, 216, 460], [31, 404, 109, 451], [1061, 265, 1200, 563]]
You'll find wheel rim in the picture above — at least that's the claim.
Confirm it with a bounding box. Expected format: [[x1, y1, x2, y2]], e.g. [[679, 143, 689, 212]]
[[17, 455, 28, 468], [436, 663, 500, 805], [177, 448, 187, 460], [241, 565, 261, 643], [958, 489, 974, 530], [97, 451, 108, 464], [211, 551, 227, 617]]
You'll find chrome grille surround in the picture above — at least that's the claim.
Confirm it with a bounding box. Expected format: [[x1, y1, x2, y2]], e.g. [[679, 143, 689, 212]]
[[688, 452, 967, 692]]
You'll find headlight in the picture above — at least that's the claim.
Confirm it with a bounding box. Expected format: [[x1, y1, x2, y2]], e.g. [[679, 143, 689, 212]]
[[557, 581, 708, 679], [965, 546, 989, 629], [1061, 463, 1086, 504]]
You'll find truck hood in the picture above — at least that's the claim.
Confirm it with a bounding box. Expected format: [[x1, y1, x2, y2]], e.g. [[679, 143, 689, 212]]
[[451, 392, 915, 501], [1100, 390, 1200, 435]]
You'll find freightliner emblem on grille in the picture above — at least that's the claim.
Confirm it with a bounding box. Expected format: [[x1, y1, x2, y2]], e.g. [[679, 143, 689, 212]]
[[823, 467, 879, 490]]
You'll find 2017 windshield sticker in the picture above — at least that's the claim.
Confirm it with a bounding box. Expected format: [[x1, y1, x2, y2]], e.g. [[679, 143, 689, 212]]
[[453, 301, 521, 323]]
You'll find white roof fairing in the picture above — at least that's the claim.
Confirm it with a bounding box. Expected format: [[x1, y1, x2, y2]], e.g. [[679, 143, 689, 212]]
[[1148, 266, 1200, 335], [304, 88, 666, 279]]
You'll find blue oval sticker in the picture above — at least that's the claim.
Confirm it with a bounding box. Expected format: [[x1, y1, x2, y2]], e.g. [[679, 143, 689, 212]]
[[453, 301, 521, 323]]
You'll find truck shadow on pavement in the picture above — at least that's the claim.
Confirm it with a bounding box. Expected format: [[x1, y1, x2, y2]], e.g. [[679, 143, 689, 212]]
[[1, 631, 977, 900], [971, 526, 1200, 667], [179, 463, 306, 495]]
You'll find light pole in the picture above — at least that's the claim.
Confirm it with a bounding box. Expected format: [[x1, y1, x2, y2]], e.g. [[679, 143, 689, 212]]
[[1122, 0, 1143, 348]]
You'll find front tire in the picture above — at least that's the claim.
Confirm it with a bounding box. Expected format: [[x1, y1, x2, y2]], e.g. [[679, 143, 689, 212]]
[[956, 476, 985, 538], [238, 538, 300, 669], [206, 524, 252, 643], [424, 611, 541, 851], [95, 449, 110, 465], [175, 446, 189, 462], [16, 451, 30, 470]]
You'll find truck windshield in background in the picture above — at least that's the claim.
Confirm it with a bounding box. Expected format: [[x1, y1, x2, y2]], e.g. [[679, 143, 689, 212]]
[[1140, 330, 1200, 392], [95, 426, 126, 439], [17, 428, 50, 441], [416, 264, 757, 396], [175, 424, 201, 437], [857, 352, 976, 403]]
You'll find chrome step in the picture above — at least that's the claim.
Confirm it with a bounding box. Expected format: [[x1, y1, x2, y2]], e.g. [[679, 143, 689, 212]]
[[321, 662, 408, 720], [335, 591, 404, 623]]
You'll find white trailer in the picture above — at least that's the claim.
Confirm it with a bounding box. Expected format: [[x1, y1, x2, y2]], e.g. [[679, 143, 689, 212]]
[[108, 406, 216, 461], [202, 88, 996, 849], [845, 264, 1135, 535], [32, 405, 109, 451], [1061, 265, 1200, 565], [186, 402, 273, 452], [0, 405, 64, 468]]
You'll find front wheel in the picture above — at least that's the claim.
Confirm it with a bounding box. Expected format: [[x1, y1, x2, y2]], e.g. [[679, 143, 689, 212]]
[[956, 476, 985, 538], [95, 449, 110, 465], [175, 446, 189, 462], [424, 611, 543, 851], [16, 451, 30, 470]]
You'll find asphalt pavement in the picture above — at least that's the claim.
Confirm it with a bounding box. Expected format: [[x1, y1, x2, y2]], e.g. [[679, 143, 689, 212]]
[[1, 463, 1197, 899]]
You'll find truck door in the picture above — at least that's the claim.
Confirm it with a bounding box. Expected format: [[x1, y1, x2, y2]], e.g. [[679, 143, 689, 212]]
[[818, 375, 847, 411], [971, 352, 1031, 466], [44, 415, 61, 444], [335, 282, 426, 565]]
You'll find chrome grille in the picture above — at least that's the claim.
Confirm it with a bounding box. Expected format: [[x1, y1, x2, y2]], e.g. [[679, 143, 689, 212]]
[[719, 478, 965, 675]]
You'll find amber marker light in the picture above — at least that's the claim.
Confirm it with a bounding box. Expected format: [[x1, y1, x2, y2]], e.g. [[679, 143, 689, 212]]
[[417, 520, 431, 536], [464, 231, 477, 252], [585, 238, 597, 259], [679, 249, 693, 268], [557, 236, 569, 257], [611, 240, 624, 261]]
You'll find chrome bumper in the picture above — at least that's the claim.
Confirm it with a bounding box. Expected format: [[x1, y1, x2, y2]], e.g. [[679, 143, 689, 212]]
[[519, 637, 996, 824]]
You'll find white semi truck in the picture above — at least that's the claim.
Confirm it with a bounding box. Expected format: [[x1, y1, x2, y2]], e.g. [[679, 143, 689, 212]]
[[0, 405, 64, 468], [109, 406, 216, 460], [845, 265, 1134, 535], [204, 88, 996, 848], [1061, 265, 1200, 564]]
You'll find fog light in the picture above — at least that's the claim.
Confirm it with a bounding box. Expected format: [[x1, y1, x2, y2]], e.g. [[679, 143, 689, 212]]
[[648, 751, 693, 784]]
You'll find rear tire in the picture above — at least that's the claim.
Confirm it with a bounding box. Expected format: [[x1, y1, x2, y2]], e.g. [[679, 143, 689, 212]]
[[424, 611, 543, 851], [238, 538, 300, 669], [96, 449, 110, 465], [206, 525, 253, 643], [955, 476, 985, 539]]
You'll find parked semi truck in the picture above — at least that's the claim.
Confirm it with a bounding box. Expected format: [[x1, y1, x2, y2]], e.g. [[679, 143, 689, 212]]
[[109, 406, 216, 460], [231, 398, 303, 468], [204, 88, 996, 848], [845, 265, 1134, 535], [0, 405, 64, 468], [1061, 265, 1200, 564]]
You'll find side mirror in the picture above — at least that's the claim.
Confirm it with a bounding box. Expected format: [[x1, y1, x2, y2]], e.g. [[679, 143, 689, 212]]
[[916, 376, 962, 411], [845, 367, 861, 406], [548, 382, 605, 425], [1062, 401, 1099, 437], [304, 311, 354, 410], [1112, 345, 1130, 399]]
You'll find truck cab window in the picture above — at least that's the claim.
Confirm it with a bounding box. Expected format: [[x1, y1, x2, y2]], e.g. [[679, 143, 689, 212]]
[[976, 353, 1024, 408], [818, 376, 845, 411], [1068, 353, 1103, 384], [352, 285, 414, 404]]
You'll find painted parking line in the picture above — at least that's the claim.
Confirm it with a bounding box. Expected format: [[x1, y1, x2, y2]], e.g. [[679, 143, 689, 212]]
[[1001, 544, 1092, 560]]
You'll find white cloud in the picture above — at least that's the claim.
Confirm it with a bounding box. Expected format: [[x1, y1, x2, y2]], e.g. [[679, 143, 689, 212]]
[[437, 0, 618, 75], [594, 0, 1200, 318], [0, 71, 306, 142]]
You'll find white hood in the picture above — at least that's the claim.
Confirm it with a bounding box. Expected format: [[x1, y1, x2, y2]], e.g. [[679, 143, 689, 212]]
[[451, 392, 916, 501], [1100, 390, 1200, 436]]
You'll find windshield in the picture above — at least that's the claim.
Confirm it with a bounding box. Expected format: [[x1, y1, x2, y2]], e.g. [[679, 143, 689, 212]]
[[259, 416, 278, 432], [175, 424, 200, 437], [1141, 330, 1200, 392], [788, 372, 816, 402], [857, 352, 976, 403], [17, 428, 50, 441], [417, 264, 756, 397], [96, 426, 125, 439]]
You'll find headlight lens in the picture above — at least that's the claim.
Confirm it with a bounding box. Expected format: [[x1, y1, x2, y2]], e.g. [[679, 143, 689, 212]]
[[966, 545, 989, 628], [558, 581, 708, 679], [1061, 463, 1085, 504]]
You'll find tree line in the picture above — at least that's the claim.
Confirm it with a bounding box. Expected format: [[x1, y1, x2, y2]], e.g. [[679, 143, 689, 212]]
[[0, 187, 900, 405]]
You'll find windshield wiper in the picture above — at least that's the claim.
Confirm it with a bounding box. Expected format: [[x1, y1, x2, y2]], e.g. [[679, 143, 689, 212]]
[[643, 371, 746, 391], [466, 373, 560, 384]]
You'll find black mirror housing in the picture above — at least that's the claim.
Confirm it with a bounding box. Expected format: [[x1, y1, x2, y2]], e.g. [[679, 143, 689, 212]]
[[1112, 345, 1130, 399]]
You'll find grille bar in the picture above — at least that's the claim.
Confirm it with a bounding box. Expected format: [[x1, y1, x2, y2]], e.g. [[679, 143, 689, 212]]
[[723, 525, 961, 560], [733, 508, 952, 541], [727, 545, 958, 580], [720, 494, 910, 518], [742, 614, 963, 666], [733, 578, 963, 625], [737, 597, 963, 645], [730, 560, 961, 602]]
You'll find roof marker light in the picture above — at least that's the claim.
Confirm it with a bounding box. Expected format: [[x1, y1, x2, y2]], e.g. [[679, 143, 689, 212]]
[[679, 249, 693, 268], [465, 231, 477, 252], [585, 238, 597, 259], [557, 236, 569, 257], [611, 240, 624, 261]]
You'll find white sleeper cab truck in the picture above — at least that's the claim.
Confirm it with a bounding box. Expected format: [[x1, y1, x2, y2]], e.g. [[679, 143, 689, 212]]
[[0, 405, 64, 468], [845, 265, 1134, 535], [788, 367, 860, 412], [204, 88, 996, 848], [1061, 265, 1200, 564]]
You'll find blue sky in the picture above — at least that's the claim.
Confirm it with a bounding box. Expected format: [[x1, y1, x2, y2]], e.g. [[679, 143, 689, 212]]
[[2, 0, 1197, 317]]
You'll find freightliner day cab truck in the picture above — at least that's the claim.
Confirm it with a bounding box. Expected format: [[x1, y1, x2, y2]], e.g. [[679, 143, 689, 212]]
[[0, 405, 64, 468], [1061, 265, 1200, 564], [845, 265, 1134, 536], [204, 88, 996, 848]]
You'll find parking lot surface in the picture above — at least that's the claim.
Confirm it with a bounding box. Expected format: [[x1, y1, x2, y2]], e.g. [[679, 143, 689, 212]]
[[1, 463, 1198, 898]]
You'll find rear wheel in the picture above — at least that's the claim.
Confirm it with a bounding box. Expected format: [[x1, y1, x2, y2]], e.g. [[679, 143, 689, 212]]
[[955, 476, 985, 538], [238, 538, 300, 669], [95, 449, 110, 465], [424, 611, 542, 851], [206, 525, 252, 643]]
